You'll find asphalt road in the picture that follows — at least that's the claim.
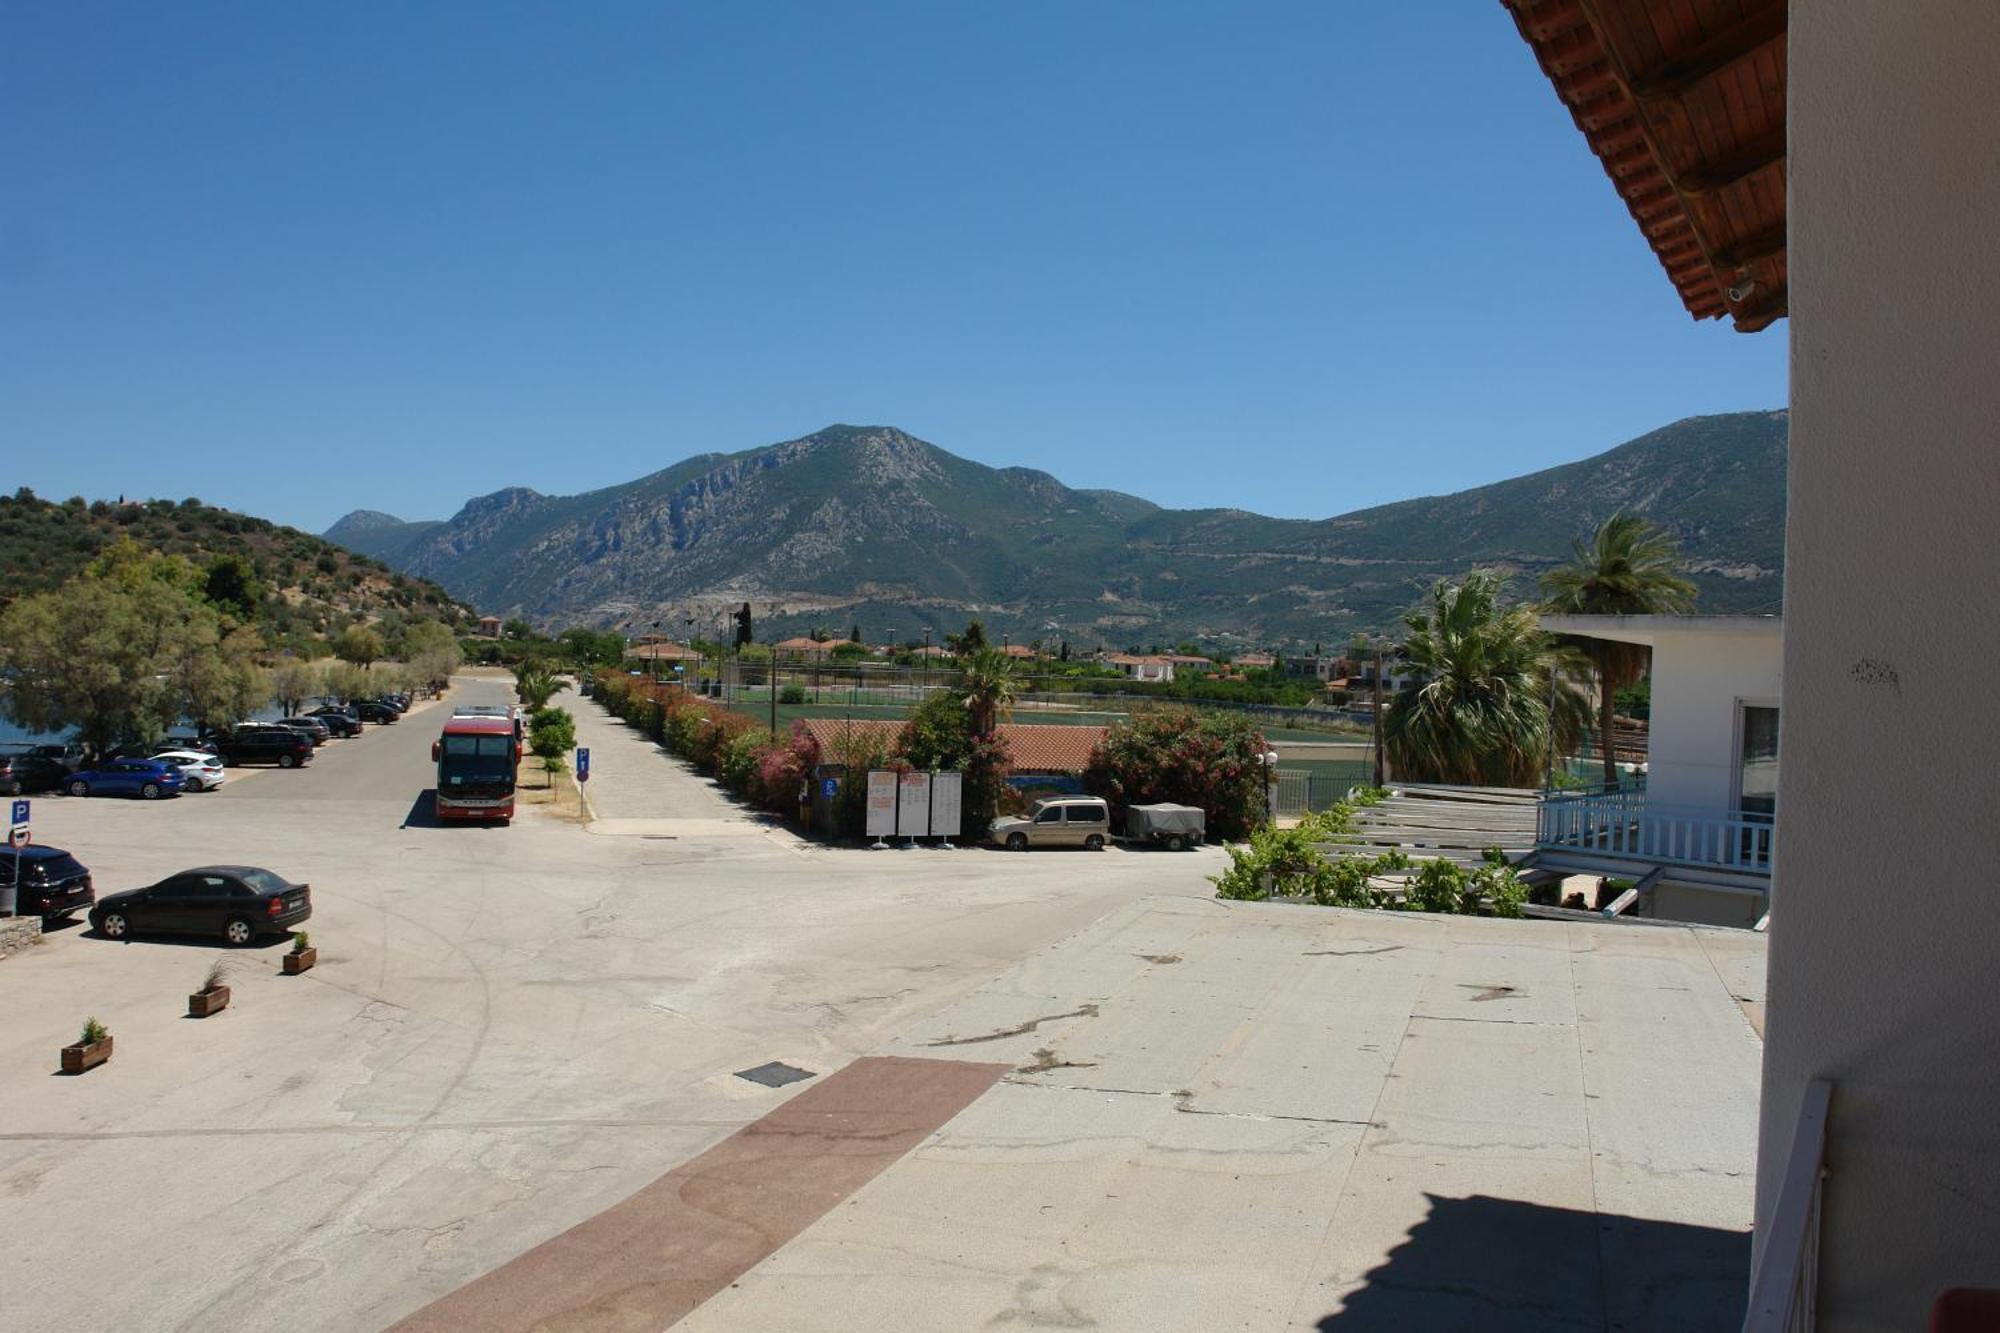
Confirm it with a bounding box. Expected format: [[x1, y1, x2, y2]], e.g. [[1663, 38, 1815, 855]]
[[0, 676, 1220, 1333], [213, 678, 510, 810]]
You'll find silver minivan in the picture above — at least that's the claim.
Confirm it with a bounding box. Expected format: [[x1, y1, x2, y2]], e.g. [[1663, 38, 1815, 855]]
[[989, 796, 1111, 851]]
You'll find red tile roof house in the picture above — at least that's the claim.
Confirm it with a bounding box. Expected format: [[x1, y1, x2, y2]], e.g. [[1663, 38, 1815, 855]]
[[772, 637, 839, 659], [628, 640, 702, 663], [1104, 653, 1174, 683], [790, 718, 1108, 837], [795, 719, 1106, 779]]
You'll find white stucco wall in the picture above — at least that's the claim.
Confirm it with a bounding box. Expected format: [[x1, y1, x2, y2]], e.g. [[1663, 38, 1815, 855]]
[[1759, 5, 2000, 1329], [1643, 628, 1781, 817]]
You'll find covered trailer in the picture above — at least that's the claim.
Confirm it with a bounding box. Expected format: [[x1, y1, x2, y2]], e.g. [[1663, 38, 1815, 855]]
[[1124, 803, 1205, 850]]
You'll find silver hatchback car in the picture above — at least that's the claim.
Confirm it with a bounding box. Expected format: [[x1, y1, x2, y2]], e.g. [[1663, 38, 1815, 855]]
[[989, 796, 1111, 851]]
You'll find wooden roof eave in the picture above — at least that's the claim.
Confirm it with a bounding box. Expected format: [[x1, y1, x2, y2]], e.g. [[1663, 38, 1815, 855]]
[[1501, 0, 1788, 333]]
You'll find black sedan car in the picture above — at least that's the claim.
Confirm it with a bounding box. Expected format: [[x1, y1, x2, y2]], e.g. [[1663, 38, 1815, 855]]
[[1, 845, 94, 922], [304, 707, 363, 737], [349, 700, 398, 724], [0, 751, 68, 795], [91, 865, 311, 946]]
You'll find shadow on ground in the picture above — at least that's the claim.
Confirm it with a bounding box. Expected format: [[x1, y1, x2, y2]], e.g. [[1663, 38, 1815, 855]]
[[1315, 1193, 1748, 1333]]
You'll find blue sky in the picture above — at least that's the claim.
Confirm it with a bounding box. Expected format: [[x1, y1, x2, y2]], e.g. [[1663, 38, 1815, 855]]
[[1, 2, 1785, 535]]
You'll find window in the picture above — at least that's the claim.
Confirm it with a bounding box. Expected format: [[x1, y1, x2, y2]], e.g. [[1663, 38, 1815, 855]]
[[239, 869, 288, 895], [1035, 807, 1063, 824], [1738, 705, 1779, 820], [1065, 805, 1103, 823]]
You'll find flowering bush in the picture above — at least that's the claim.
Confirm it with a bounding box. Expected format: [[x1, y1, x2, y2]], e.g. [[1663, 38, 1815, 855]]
[[1083, 706, 1268, 840]]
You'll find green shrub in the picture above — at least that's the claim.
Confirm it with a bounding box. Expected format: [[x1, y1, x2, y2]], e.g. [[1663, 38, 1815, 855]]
[[779, 684, 807, 705]]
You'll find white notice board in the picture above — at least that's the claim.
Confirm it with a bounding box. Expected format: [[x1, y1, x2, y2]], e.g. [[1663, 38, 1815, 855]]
[[866, 771, 898, 838], [896, 771, 932, 837], [929, 770, 963, 838]]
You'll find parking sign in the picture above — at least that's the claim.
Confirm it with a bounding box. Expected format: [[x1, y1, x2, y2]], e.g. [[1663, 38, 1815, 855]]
[[9, 799, 26, 828], [575, 747, 590, 783]]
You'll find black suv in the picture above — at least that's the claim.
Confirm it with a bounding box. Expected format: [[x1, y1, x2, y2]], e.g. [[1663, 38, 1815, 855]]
[[0, 752, 68, 795], [304, 707, 362, 737], [1, 845, 95, 922], [214, 725, 315, 768], [349, 700, 398, 724], [274, 717, 331, 746]]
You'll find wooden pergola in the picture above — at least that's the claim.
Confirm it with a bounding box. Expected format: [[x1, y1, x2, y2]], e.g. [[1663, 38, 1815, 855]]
[[1501, 0, 1786, 332]]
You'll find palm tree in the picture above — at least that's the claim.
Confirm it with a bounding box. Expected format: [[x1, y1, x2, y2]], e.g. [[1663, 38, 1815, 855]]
[[959, 648, 1020, 736], [1540, 512, 1698, 786], [1384, 571, 1591, 787], [513, 661, 571, 713]]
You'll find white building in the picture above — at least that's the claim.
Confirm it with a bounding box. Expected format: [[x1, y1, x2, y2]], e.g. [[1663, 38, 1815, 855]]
[[1506, 4, 2000, 1326], [1533, 615, 1780, 929], [1104, 654, 1173, 683]]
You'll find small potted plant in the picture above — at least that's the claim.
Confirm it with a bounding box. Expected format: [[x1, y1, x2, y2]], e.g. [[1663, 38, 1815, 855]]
[[188, 959, 231, 1017], [283, 931, 316, 975], [61, 1017, 113, 1074]]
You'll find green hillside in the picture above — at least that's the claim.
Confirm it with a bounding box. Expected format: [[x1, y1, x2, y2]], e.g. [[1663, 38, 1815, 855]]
[[0, 489, 476, 642]]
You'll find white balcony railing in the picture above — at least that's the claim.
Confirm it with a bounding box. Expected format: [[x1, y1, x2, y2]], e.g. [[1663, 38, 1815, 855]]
[[1743, 1080, 1832, 1333], [1536, 787, 1775, 874]]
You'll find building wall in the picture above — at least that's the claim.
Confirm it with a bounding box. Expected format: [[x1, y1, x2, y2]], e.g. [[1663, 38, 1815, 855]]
[[1759, 6, 2000, 1329], [1643, 629, 1781, 816]]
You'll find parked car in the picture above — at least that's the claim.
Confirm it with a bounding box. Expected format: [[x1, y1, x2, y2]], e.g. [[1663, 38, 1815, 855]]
[[273, 717, 332, 746], [989, 796, 1112, 851], [65, 758, 186, 800], [0, 751, 68, 795], [379, 693, 411, 713], [90, 865, 311, 946], [349, 700, 398, 724], [149, 749, 228, 792], [0, 844, 95, 922], [24, 742, 88, 773], [304, 707, 362, 737], [213, 726, 315, 768]]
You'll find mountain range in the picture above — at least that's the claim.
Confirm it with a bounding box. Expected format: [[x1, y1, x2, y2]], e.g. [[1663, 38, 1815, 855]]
[[325, 411, 1787, 648]]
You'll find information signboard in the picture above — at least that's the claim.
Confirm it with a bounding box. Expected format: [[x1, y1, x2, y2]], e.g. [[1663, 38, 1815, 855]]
[[929, 771, 963, 842], [865, 771, 898, 838], [896, 770, 932, 839]]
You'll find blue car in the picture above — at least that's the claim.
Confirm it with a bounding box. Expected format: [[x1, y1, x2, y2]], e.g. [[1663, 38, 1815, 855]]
[[64, 758, 186, 800]]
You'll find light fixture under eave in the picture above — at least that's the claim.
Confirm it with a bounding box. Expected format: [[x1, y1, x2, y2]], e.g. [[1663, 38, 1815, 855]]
[[1727, 278, 1760, 304]]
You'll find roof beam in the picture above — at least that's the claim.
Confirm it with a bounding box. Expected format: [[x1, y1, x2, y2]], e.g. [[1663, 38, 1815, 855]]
[[1677, 129, 1787, 195], [1712, 224, 1787, 270], [1629, 1, 1787, 102]]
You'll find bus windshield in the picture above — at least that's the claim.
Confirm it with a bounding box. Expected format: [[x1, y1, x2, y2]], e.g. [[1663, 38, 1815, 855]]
[[440, 733, 515, 785]]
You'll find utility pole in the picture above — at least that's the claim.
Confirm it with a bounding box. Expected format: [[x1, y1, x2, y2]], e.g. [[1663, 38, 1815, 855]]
[[1371, 642, 1387, 789]]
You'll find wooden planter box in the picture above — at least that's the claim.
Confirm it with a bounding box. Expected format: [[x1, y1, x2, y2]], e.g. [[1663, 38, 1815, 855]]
[[187, 985, 231, 1018], [283, 947, 317, 975], [60, 1036, 112, 1074]]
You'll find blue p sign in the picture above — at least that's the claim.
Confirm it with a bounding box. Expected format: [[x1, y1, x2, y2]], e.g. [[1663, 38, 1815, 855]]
[[575, 748, 590, 783], [9, 798, 26, 827]]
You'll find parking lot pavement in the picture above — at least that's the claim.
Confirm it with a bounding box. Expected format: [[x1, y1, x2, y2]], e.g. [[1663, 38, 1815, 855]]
[[0, 687, 1221, 1333]]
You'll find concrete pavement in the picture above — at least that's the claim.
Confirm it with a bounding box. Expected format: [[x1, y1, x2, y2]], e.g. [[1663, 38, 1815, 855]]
[[0, 676, 1217, 1333], [0, 674, 1765, 1331]]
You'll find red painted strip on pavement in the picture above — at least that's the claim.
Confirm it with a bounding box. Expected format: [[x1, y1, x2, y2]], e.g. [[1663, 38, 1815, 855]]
[[387, 1055, 1008, 1333]]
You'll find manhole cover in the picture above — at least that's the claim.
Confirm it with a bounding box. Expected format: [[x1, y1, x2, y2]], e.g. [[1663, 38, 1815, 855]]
[[735, 1061, 816, 1088]]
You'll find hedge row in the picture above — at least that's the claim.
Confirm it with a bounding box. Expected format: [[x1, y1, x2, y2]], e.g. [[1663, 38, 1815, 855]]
[[592, 671, 811, 819]]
